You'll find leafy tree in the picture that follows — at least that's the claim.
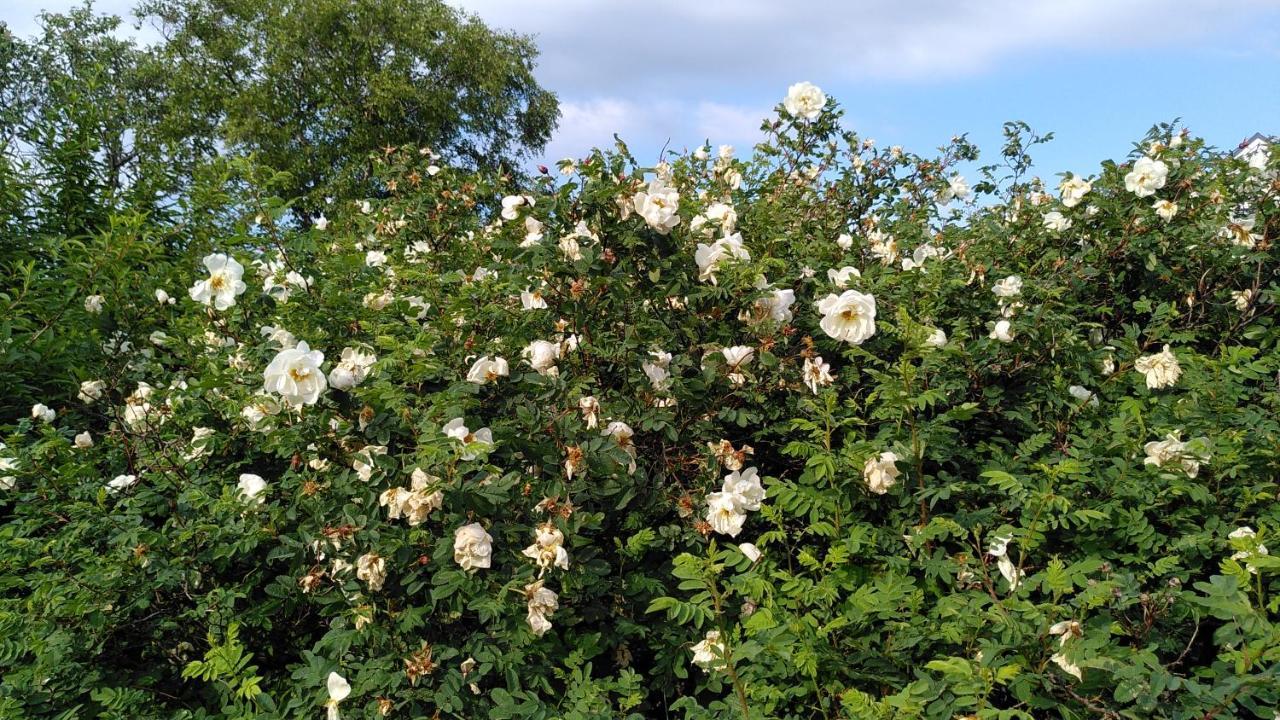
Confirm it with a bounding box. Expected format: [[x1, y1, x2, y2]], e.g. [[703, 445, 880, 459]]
[[137, 0, 561, 222]]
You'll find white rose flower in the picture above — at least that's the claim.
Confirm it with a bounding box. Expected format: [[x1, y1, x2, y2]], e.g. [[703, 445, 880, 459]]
[[443, 418, 493, 460], [355, 552, 386, 592], [351, 445, 387, 482], [691, 630, 728, 671], [324, 672, 350, 720], [106, 474, 138, 494], [74, 431, 94, 449], [31, 404, 55, 424], [466, 356, 510, 385], [1133, 345, 1181, 389], [1152, 199, 1178, 221], [237, 473, 267, 504], [1228, 526, 1269, 574], [836, 233, 854, 250], [1058, 175, 1092, 207], [827, 266, 861, 288], [868, 230, 898, 264], [755, 288, 795, 323], [1143, 431, 1206, 477], [260, 325, 298, 349], [522, 339, 562, 376], [992, 275, 1023, 298], [188, 253, 247, 310], [694, 233, 750, 285], [84, 294, 105, 314], [989, 320, 1015, 343], [863, 452, 900, 494], [522, 522, 570, 573], [525, 580, 559, 636], [802, 356, 833, 394], [520, 288, 548, 310], [79, 380, 107, 404], [783, 81, 826, 120], [925, 328, 948, 348], [263, 341, 327, 406], [706, 491, 747, 537], [633, 182, 681, 234], [1042, 211, 1071, 232], [1067, 385, 1099, 406], [722, 467, 765, 511], [1231, 289, 1254, 312], [738, 542, 762, 563], [721, 346, 754, 385], [453, 522, 493, 571], [155, 288, 174, 304], [327, 347, 376, 391], [943, 174, 970, 203], [578, 395, 600, 428], [1048, 620, 1084, 680], [816, 290, 877, 345], [1124, 157, 1169, 197]]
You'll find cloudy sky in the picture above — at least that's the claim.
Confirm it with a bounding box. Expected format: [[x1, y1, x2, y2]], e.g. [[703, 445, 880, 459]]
[[5, 0, 1279, 178]]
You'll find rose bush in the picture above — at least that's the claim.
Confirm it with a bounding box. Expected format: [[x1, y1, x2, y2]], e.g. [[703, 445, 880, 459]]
[[1, 87, 1278, 719]]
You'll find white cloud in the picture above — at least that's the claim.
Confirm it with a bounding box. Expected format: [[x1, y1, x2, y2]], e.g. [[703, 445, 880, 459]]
[[456, 0, 1275, 164], [453, 0, 1273, 91]]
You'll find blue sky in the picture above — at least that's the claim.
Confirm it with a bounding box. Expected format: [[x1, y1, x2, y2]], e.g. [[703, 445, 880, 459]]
[[4, 0, 1278, 180]]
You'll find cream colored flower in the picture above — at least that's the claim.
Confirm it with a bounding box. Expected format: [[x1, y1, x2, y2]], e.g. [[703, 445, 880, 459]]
[[524, 580, 559, 636], [263, 341, 327, 406], [79, 380, 107, 404], [522, 340, 562, 376], [691, 630, 728, 670], [1134, 345, 1181, 389], [1058, 175, 1091, 207], [522, 522, 570, 574], [723, 467, 766, 511], [1048, 620, 1084, 681], [695, 233, 750, 284], [863, 452, 900, 494], [721, 346, 754, 385], [74, 431, 94, 449], [327, 348, 376, 391], [325, 672, 350, 720], [738, 542, 762, 563], [783, 81, 826, 120], [816, 290, 877, 345], [31, 404, 55, 424], [827, 265, 861, 288], [443, 418, 493, 460], [237, 473, 267, 504], [706, 491, 746, 537], [578, 396, 600, 428], [466, 356, 510, 385], [1124, 157, 1169, 197], [188, 253, 247, 310], [633, 182, 681, 234], [989, 319, 1015, 343], [1153, 199, 1178, 222], [802, 356, 834, 394], [991, 275, 1023, 298], [453, 523, 493, 571], [356, 552, 386, 591], [1042, 211, 1071, 232]]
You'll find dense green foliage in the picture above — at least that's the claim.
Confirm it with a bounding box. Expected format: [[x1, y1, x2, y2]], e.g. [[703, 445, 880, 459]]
[[1, 4, 1279, 715], [2, 79, 1277, 718]]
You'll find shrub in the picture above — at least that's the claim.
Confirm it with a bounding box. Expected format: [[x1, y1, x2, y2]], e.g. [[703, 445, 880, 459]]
[[2, 87, 1278, 719]]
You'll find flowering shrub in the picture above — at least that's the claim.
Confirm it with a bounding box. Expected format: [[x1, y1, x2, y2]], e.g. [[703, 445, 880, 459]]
[[2, 88, 1279, 719]]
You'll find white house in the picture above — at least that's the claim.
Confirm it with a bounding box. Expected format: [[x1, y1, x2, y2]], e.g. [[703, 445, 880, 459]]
[[1235, 132, 1272, 171]]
